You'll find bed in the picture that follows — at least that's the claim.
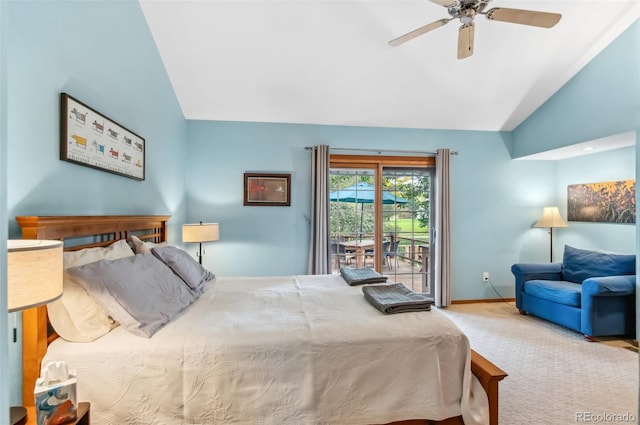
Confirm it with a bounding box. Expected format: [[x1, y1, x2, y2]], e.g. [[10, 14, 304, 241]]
[[16, 215, 507, 425]]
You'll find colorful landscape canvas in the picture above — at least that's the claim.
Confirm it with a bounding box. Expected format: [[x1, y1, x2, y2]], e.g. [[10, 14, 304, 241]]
[[567, 180, 635, 223]]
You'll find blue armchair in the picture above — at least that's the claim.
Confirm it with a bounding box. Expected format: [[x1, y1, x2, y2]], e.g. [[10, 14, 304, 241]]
[[511, 245, 636, 340]]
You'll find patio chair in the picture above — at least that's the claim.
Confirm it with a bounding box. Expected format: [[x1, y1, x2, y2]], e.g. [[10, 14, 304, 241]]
[[331, 240, 355, 270], [364, 241, 390, 268], [383, 240, 400, 270]]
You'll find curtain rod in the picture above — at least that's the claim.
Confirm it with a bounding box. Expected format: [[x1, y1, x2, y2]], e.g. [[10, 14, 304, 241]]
[[304, 146, 458, 155]]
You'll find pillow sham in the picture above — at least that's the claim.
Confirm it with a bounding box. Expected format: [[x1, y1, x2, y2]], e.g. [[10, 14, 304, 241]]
[[151, 246, 215, 293], [67, 254, 198, 338], [47, 239, 134, 342], [130, 235, 168, 254]]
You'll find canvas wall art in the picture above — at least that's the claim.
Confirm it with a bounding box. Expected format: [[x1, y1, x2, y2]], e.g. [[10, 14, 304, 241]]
[[567, 180, 635, 224]]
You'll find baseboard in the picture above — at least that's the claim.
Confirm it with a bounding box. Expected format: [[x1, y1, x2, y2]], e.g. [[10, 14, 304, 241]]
[[451, 298, 515, 304]]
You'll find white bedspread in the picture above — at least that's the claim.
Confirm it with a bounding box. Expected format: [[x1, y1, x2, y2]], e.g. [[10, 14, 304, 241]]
[[43, 275, 488, 424]]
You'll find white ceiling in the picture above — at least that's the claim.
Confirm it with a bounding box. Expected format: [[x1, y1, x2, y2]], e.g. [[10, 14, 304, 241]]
[[139, 0, 639, 132]]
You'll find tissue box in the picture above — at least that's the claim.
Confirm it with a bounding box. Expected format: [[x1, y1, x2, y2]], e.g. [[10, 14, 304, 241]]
[[34, 376, 77, 425]]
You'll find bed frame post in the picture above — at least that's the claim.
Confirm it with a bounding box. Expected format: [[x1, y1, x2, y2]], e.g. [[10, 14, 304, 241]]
[[470, 350, 507, 425]]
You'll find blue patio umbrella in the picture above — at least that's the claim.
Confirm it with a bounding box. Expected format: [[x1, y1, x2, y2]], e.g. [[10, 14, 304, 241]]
[[329, 182, 409, 239]]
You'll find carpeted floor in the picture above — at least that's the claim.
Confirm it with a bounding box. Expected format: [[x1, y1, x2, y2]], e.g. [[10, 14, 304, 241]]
[[438, 302, 638, 425]]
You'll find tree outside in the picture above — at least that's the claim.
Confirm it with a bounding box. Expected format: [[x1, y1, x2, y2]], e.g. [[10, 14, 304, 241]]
[[329, 174, 429, 240]]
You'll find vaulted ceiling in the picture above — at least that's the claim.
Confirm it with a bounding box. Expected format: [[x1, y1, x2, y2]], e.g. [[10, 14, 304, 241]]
[[140, 1, 640, 132]]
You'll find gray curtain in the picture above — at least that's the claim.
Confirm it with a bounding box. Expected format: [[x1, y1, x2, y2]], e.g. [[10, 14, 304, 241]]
[[434, 148, 451, 307], [307, 145, 331, 274]]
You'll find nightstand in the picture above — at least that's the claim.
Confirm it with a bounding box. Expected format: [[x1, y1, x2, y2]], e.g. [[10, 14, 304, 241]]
[[25, 402, 90, 425]]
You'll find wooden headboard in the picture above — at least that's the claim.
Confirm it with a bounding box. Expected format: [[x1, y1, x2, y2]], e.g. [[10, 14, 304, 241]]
[[15, 215, 170, 406]]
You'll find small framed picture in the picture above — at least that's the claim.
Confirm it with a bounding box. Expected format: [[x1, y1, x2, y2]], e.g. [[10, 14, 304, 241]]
[[244, 173, 291, 206]]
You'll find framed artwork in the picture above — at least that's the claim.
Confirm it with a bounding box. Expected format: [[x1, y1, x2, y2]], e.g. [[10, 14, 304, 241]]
[[60, 93, 145, 181], [244, 173, 291, 206], [567, 179, 635, 224]]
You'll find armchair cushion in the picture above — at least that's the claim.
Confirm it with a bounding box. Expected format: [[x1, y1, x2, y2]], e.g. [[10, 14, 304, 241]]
[[524, 280, 581, 307], [562, 245, 635, 283]]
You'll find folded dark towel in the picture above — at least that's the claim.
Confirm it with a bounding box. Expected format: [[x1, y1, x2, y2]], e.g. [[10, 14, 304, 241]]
[[340, 268, 388, 286], [362, 283, 434, 314]]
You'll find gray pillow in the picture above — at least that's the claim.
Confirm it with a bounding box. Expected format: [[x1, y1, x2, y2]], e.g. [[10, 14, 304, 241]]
[[67, 254, 198, 337], [151, 246, 215, 293]]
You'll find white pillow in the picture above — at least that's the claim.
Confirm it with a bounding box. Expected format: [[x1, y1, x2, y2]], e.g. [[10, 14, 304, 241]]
[[47, 239, 134, 342], [130, 235, 168, 254]]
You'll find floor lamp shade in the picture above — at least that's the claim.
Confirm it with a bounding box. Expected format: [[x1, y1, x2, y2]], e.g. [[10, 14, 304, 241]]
[[534, 207, 568, 262], [182, 223, 219, 243], [534, 207, 569, 229], [8, 239, 64, 313]]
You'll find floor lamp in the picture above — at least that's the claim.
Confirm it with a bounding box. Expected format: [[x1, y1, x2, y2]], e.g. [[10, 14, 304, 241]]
[[7, 239, 63, 425], [534, 206, 568, 262], [182, 222, 219, 264]]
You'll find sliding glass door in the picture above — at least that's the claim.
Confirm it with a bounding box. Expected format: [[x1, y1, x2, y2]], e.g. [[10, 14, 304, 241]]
[[329, 155, 434, 296], [382, 167, 433, 296]]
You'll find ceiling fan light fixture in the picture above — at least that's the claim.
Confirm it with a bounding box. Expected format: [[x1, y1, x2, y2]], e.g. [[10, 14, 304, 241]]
[[459, 8, 475, 24], [388, 0, 562, 57]]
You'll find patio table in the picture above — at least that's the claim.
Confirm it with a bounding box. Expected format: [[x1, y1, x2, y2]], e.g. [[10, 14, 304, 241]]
[[340, 239, 375, 268]]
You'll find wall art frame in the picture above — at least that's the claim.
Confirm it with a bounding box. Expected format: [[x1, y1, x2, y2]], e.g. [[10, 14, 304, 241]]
[[244, 173, 291, 206], [60, 93, 145, 181], [567, 179, 635, 224]]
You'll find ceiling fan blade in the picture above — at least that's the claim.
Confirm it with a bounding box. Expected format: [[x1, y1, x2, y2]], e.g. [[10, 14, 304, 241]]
[[388, 18, 452, 47], [484, 7, 561, 28], [429, 0, 458, 7], [457, 23, 474, 59]]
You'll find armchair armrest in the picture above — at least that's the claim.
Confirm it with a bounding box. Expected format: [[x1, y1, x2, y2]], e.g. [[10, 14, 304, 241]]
[[582, 275, 636, 297], [511, 263, 563, 277], [581, 275, 636, 337], [511, 263, 563, 308]]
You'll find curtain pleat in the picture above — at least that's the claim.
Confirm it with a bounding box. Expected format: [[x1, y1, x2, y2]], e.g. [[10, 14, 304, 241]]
[[307, 145, 331, 274], [435, 148, 451, 307]]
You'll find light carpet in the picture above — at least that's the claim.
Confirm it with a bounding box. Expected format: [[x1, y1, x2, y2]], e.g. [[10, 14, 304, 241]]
[[438, 302, 638, 425]]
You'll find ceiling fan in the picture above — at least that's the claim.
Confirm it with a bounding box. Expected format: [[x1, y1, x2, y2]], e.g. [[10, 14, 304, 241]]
[[388, 0, 561, 59]]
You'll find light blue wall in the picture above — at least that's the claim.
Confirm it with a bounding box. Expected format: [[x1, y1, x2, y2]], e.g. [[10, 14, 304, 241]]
[[510, 18, 639, 343], [553, 146, 636, 255], [187, 121, 554, 299], [511, 18, 638, 263], [6, 0, 187, 405], [511, 19, 640, 157]]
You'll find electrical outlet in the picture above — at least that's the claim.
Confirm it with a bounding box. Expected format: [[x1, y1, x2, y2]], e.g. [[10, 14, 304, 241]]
[[482, 272, 489, 282]]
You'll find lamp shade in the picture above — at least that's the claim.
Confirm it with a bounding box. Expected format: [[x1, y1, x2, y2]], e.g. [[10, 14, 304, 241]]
[[182, 223, 219, 243], [534, 207, 569, 228], [8, 239, 63, 313]]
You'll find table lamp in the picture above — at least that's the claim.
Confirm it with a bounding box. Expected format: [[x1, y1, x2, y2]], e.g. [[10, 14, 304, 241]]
[[7, 239, 64, 425], [182, 222, 219, 264], [534, 206, 568, 262]]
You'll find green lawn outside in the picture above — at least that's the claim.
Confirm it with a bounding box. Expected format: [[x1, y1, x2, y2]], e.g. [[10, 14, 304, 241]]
[[386, 218, 428, 236]]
